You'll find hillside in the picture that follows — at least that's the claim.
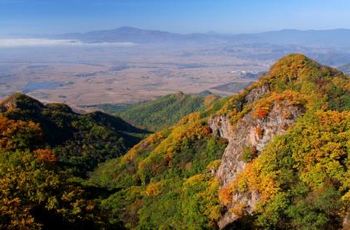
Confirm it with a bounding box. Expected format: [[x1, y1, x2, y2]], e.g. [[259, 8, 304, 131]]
[[98, 92, 220, 131], [90, 54, 350, 229], [0, 93, 150, 229], [0, 93, 148, 176]]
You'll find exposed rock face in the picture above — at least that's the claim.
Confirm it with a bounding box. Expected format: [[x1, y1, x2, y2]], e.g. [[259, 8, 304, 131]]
[[209, 90, 305, 228], [343, 213, 350, 230], [244, 84, 270, 104]]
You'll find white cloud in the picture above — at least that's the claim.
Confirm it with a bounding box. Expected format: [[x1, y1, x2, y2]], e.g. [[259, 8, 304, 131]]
[[0, 38, 136, 48]]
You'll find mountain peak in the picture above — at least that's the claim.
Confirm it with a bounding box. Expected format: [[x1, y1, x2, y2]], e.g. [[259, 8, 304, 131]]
[[0, 93, 44, 111], [259, 53, 344, 92], [270, 53, 319, 74], [274, 53, 316, 65]]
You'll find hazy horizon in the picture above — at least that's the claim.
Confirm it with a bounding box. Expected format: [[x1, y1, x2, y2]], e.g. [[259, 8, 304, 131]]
[[4, 26, 350, 38]]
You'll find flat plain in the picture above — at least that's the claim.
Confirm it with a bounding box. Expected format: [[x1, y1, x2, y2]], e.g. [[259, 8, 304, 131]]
[[1, 31, 350, 108]]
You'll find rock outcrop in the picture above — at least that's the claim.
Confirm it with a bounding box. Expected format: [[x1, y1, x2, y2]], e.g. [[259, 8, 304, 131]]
[[209, 91, 305, 228], [244, 84, 270, 104]]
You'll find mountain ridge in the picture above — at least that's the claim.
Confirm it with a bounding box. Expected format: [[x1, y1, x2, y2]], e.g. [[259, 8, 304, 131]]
[[211, 54, 350, 228], [89, 54, 350, 229], [54, 27, 350, 47], [0, 92, 149, 175], [96, 91, 220, 131]]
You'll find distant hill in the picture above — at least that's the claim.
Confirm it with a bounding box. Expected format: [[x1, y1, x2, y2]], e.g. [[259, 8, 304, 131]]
[[97, 92, 220, 131], [0, 93, 148, 175]]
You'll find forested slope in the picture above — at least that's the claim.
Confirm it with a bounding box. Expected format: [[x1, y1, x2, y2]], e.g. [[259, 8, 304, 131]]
[[91, 54, 350, 229]]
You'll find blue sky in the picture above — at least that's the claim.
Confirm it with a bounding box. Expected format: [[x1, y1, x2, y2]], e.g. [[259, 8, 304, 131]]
[[1, 0, 350, 35]]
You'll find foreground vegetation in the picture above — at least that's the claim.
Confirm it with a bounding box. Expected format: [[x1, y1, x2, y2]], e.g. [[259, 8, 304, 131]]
[[0, 94, 148, 229]]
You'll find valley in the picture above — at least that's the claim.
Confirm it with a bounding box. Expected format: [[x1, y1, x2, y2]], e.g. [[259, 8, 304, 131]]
[[0, 43, 263, 108], [2, 28, 350, 110]]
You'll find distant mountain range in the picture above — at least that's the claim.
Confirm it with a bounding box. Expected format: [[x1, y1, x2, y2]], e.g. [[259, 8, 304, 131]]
[[54, 26, 350, 47], [235, 29, 350, 47]]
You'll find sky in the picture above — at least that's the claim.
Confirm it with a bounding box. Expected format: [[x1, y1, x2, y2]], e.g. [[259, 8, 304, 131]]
[[1, 0, 350, 35]]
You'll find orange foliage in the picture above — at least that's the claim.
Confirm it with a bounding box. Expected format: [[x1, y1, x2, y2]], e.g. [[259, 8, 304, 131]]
[[317, 110, 349, 127], [255, 107, 269, 119], [252, 90, 307, 120], [255, 126, 264, 139], [219, 161, 279, 211], [145, 181, 162, 197], [219, 185, 234, 206], [34, 149, 58, 163], [0, 116, 42, 150], [178, 112, 201, 125], [230, 202, 246, 217]]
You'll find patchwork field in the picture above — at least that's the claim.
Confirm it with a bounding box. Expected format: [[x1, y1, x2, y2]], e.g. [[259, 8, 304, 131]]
[[0, 44, 266, 107]]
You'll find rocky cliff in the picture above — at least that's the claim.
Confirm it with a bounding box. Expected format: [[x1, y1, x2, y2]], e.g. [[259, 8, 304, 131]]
[[209, 86, 305, 228], [208, 54, 350, 229]]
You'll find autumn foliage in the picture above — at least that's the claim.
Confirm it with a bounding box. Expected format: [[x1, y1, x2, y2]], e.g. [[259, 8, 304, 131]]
[[0, 116, 42, 150], [34, 148, 58, 163]]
